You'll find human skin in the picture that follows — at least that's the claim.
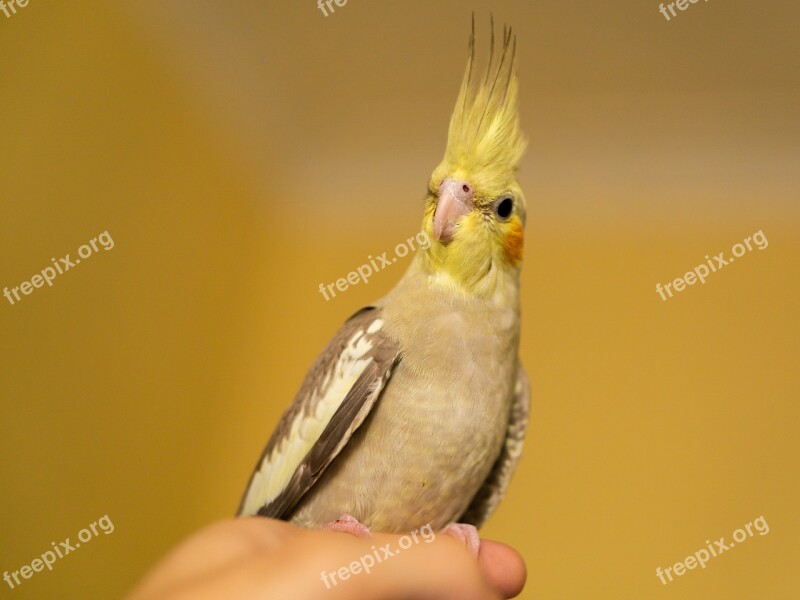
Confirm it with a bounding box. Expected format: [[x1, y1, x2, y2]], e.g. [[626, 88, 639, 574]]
[[125, 517, 526, 600]]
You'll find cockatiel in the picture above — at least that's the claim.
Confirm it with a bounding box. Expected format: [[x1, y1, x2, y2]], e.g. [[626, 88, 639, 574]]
[[238, 21, 530, 551]]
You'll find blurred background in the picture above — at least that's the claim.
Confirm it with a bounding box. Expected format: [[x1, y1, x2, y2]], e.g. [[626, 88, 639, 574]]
[[1, 1, 798, 598]]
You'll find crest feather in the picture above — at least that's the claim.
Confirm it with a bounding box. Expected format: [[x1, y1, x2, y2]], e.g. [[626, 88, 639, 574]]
[[443, 15, 526, 182]]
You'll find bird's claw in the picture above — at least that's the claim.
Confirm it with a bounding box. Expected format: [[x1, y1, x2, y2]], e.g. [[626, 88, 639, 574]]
[[320, 513, 373, 539], [441, 522, 481, 557]]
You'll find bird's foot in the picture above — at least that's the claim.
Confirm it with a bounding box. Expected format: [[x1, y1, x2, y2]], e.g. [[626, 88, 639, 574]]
[[441, 522, 481, 557], [320, 513, 373, 539]]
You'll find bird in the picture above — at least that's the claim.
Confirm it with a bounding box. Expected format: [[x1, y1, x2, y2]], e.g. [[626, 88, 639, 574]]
[[237, 18, 530, 554]]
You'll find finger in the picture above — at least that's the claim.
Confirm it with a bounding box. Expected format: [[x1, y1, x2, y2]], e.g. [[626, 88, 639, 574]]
[[127, 519, 523, 600], [477, 540, 527, 598], [240, 527, 503, 600]]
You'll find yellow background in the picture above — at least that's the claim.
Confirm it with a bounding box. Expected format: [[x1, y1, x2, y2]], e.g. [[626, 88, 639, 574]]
[[1, 1, 798, 598]]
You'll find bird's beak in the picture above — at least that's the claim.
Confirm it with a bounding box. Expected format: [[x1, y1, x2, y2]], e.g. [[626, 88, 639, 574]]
[[434, 179, 474, 244]]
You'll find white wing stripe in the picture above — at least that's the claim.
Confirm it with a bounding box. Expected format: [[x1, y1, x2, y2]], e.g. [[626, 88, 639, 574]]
[[240, 331, 376, 515]]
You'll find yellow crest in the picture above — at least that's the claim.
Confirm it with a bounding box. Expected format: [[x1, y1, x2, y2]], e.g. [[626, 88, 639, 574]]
[[440, 16, 526, 193]]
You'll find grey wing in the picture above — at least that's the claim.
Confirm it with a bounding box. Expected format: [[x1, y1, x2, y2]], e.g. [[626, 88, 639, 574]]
[[459, 364, 531, 528], [237, 307, 401, 519]]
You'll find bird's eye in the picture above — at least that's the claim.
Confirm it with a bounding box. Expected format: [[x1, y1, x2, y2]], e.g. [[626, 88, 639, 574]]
[[495, 197, 513, 220]]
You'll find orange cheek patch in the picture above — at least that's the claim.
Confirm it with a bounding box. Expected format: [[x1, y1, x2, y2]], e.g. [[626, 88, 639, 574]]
[[503, 223, 524, 264]]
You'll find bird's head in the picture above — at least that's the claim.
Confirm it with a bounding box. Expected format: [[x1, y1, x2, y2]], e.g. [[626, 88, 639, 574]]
[[420, 21, 527, 297]]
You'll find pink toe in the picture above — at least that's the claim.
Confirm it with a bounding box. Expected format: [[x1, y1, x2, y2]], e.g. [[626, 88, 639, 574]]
[[320, 514, 373, 539], [442, 523, 481, 557]]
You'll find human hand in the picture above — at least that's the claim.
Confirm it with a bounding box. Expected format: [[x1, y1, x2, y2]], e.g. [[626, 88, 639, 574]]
[[125, 517, 526, 600]]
